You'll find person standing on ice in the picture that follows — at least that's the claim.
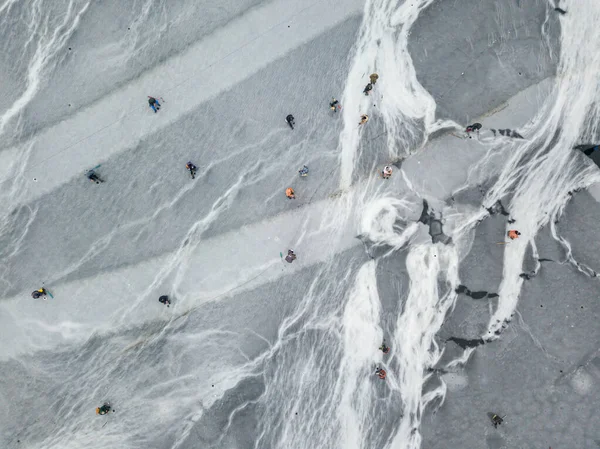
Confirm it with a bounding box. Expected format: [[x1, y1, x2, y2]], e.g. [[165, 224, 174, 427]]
[[87, 170, 103, 184], [375, 367, 386, 379], [148, 96, 161, 113], [381, 166, 393, 179], [31, 288, 48, 300], [379, 341, 390, 354], [363, 83, 373, 96], [359, 114, 369, 125], [298, 165, 309, 177], [96, 403, 112, 415], [286, 114, 295, 130], [465, 122, 482, 138], [285, 187, 295, 199], [285, 250, 297, 263], [329, 98, 340, 112], [369, 73, 379, 85], [186, 162, 197, 179], [490, 413, 504, 428], [507, 230, 521, 240]]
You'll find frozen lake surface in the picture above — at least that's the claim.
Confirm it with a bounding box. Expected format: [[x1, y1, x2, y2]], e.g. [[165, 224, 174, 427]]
[[0, 0, 599, 448]]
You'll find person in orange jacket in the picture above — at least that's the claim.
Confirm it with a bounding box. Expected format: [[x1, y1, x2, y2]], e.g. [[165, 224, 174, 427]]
[[286, 188, 295, 199], [375, 367, 386, 379], [507, 230, 521, 240]]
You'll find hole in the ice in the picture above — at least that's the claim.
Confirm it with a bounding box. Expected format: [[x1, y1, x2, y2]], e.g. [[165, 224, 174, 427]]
[[68, 47, 72, 50], [211, 384, 214, 387], [33, 178, 37, 182], [540, 305, 543, 307]]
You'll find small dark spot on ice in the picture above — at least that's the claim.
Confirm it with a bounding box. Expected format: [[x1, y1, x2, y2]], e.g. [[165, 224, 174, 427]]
[[68, 47, 72, 50], [540, 305, 543, 308], [68, 104, 71, 107], [33, 178, 37, 181], [288, 25, 290, 28], [128, 27, 131, 30], [295, 412, 298, 415], [212, 384, 214, 387]]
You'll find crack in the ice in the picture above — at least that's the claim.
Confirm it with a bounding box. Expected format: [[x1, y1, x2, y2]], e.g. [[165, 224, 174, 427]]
[[455, 284, 499, 300], [418, 199, 452, 244], [446, 336, 485, 349], [490, 128, 524, 139]]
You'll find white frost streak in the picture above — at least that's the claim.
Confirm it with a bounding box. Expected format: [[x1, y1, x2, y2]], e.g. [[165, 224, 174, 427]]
[[341, 2, 600, 449], [0, 0, 91, 137], [390, 245, 459, 449], [338, 0, 455, 189], [485, 1, 600, 336], [338, 261, 382, 449]]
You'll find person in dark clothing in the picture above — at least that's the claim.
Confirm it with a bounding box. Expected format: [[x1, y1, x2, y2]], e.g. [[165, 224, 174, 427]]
[[87, 170, 103, 184], [286, 114, 295, 130], [329, 98, 340, 112], [96, 403, 112, 415], [466, 123, 482, 132], [31, 288, 48, 299], [284, 250, 297, 263], [491, 414, 504, 428], [158, 295, 171, 307], [363, 83, 373, 96], [148, 96, 161, 113], [379, 341, 390, 354], [298, 165, 309, 177], [466, 123, 482, 138], [186, 162, 197, 179]]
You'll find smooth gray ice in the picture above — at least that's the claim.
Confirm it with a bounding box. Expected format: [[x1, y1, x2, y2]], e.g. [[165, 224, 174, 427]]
[[0, 1, 599, 449]]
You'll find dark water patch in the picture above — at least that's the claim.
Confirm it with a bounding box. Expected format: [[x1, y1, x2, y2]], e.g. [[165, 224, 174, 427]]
[[491, 128, 523, 139], [447, 336, 484, 349], [455, 284, 498, 300]]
